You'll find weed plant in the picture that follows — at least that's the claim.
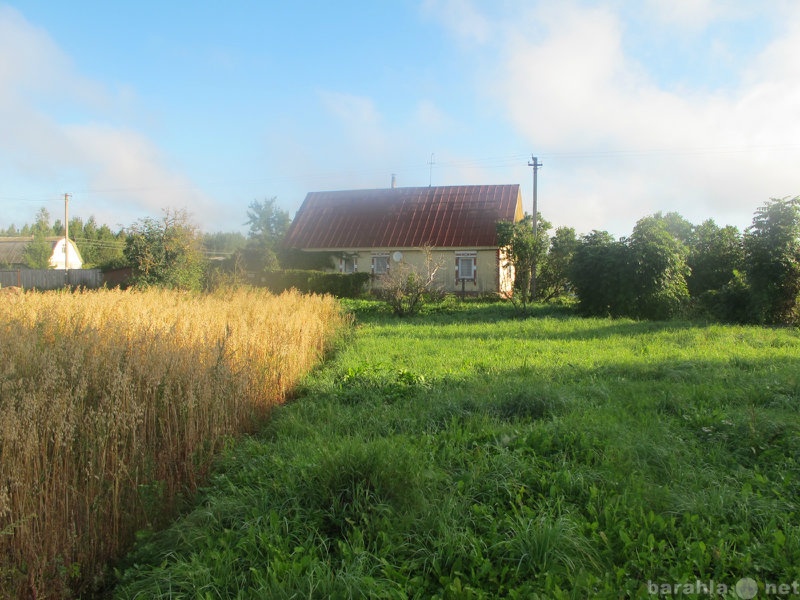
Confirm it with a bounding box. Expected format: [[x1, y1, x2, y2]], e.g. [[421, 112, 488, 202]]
[[0, 287, 347, 598], [114, 300, 800, 598]]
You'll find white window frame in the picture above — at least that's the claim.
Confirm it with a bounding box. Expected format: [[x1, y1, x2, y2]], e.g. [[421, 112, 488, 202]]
[[341, 255, 357, 273], [455, 251, 477, 284], [371, 253, 390, 275]]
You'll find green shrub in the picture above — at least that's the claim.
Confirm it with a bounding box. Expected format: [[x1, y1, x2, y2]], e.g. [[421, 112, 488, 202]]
[[259, 270, 369, 297], [698, 270, 753, 323]]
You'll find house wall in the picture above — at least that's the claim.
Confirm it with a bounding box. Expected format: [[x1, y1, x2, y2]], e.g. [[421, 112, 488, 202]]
[[330, 248, 508, 294], [49, 239, 83, 270]]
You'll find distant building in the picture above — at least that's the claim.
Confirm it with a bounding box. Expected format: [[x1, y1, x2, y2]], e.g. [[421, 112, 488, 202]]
[[0, 237, 83, 269], [283, 184, 524, 295]]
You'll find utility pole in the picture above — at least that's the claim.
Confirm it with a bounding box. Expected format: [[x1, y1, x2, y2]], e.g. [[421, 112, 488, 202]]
[[428, 153, 435, 187], [527, 155, 543, 301], [64, 193, 70, 285]]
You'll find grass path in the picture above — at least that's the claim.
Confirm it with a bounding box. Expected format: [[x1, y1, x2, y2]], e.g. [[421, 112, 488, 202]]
[[113, 301, 800, 598]]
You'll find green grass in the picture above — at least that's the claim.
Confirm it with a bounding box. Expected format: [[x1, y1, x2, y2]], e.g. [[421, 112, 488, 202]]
[[112, 300, 800, 599]]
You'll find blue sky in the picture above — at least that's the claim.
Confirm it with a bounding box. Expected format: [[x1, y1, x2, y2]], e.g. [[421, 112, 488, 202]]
[[1, 0, 799, 238]]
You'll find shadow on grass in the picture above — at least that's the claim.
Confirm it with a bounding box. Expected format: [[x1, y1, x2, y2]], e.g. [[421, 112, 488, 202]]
[[299, 351, 800, 432], [341, 298, 574, 325], [341, 299, 729, 342], [114, 329, 800, 599]]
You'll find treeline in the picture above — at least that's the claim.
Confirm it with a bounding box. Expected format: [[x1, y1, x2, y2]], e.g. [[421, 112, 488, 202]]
[[2, 209, 128, 269], [528, 197, 800, 325], [3, 199, 327, 291], [9, 195, 799, 325], [2, 208, 251, 273]]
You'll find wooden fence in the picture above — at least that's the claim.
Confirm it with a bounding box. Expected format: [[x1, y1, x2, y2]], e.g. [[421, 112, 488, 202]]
[[0, 269, 103, 290]]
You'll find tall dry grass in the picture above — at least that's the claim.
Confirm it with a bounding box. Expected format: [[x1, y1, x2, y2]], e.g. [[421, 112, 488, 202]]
[[0, 287, 349, 599]]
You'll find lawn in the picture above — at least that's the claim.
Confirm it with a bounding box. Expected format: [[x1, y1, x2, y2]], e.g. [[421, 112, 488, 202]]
[[113, 300, 800, 599]]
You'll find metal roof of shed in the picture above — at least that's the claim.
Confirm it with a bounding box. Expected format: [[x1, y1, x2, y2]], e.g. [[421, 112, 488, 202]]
[[0, 238, 31, 265], [283, 184, 523, 249]]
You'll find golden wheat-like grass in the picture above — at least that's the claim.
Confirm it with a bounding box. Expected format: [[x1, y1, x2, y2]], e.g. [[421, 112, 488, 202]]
[[0, 287, 349, 599]]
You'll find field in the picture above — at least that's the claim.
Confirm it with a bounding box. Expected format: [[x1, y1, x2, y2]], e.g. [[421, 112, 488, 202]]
[[113, 300, 800, 598], [0, 288, 348, 599]]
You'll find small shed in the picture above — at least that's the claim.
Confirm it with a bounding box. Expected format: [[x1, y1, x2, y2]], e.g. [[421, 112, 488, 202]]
[[283, 184, 524, 294], [0, 237, 84, 270]]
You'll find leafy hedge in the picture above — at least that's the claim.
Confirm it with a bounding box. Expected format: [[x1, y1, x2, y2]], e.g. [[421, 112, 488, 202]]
[[258, 270, 370, 298]]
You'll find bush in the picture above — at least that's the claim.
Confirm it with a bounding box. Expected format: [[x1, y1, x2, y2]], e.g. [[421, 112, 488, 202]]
[[744, 197, 800, 325], [124, 209, 205, 291], [571, 217, 691, 320], [698, 270, 754, 324], [372, 248, 444, 317], [259, 270, 369, 298], [374, 264, 444, 317]]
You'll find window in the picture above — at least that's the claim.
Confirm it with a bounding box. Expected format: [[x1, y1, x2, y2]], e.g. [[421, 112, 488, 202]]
[[371, 254, 389, 275], [457, 257, 474, 280], [341, 255, 357, 273], [455, 252, 477, 283]]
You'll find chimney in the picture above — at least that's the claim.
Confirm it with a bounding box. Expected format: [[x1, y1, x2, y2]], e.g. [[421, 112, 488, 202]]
[[391, 173, 396, 188]]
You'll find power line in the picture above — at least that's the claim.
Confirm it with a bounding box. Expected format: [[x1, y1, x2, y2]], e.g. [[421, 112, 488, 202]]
[[0, 142, 797, 206], [71, 238, 126, 249], [535, 143, 800, 160]]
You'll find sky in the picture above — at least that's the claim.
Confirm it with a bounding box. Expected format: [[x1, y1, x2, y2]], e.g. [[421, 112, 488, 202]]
[[1, 0, 799, 238]]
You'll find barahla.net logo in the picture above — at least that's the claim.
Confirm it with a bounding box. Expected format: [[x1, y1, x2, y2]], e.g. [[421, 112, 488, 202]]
[[647, 577, 800, 598]]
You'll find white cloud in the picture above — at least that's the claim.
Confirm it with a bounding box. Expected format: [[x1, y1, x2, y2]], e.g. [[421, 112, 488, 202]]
[[0, 6, 69, 92], [431, 0, 800, 235], [312, 90, 466, 188], [66, 125, 213, 214], [318, 90, 388, 154], [0, 6, 112, 115], [643, 0, 724, 30], [412, 99, 454, 132], [0, 5, 217, 230], [420, 0, 492, 44]]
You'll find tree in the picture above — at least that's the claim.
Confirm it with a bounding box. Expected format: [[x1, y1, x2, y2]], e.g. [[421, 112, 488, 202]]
[[703, 270, 753, 324], [570, 230, 630, 317], [200, 232, 250, 289], [203, 231, 247, 256], [124, 208, 205, 291], [23, 208, 55, 269], [656, 211, 694, 246], [569, 216, 690, 321], [496, 214, 550, 312], [244, 197, 290, 271], [744, 197, 800, 324], [72, 216, 127, 268], [628, 215, 691, 320], [687, 220, 743, 297], [537, 226, 579, 301]]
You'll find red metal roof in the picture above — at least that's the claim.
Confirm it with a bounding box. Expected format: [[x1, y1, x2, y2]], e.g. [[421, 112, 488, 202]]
[[284, 184, 523, 249]]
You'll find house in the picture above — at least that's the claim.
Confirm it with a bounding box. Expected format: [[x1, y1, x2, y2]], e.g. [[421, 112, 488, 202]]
[[0, 236, 83, 270], [282, 184, 524, 294]]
